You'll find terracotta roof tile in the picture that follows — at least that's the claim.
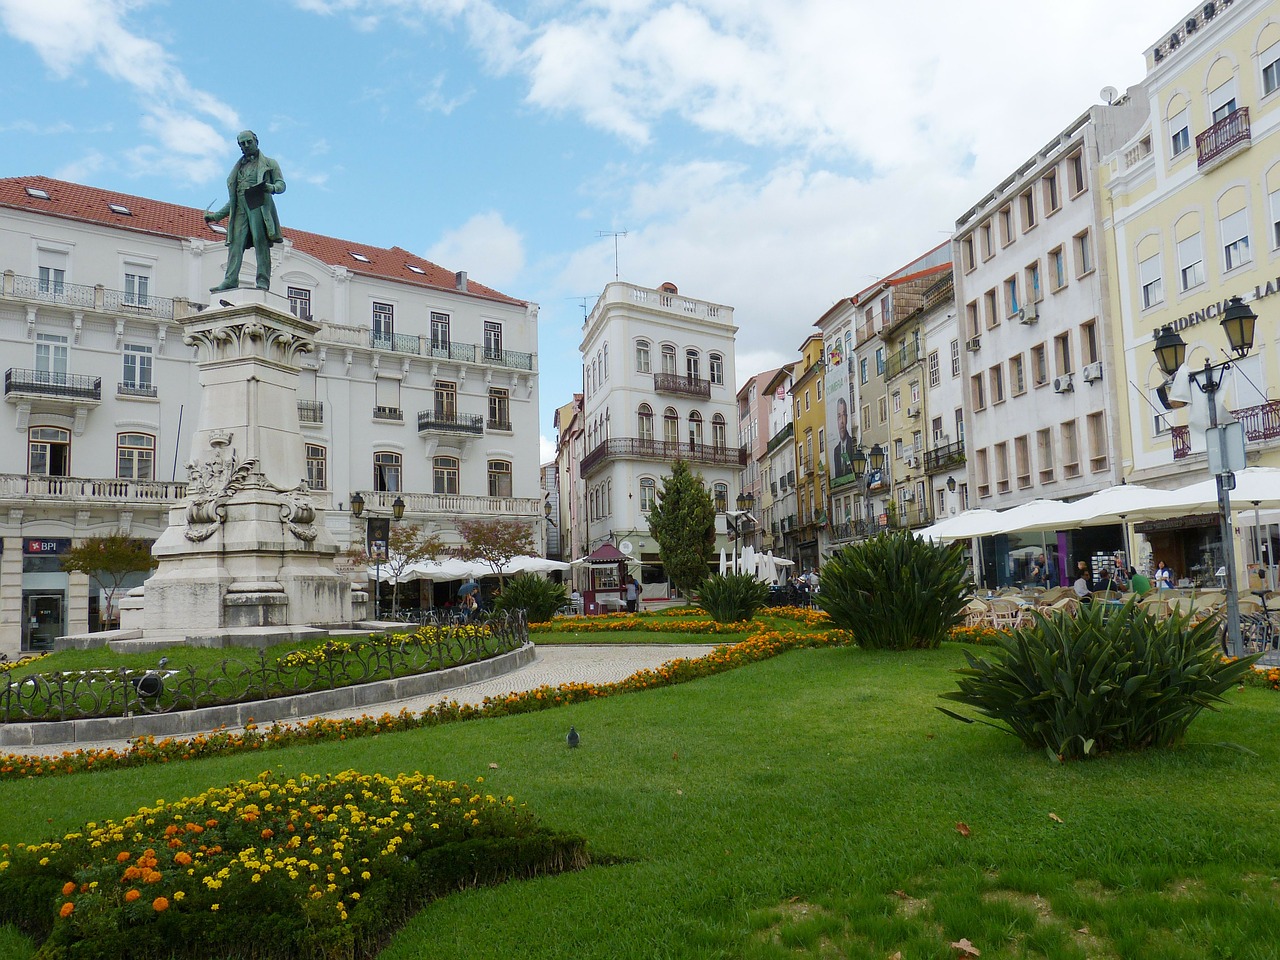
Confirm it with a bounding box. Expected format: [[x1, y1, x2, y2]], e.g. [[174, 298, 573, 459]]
[[0, 176, 524, 307]]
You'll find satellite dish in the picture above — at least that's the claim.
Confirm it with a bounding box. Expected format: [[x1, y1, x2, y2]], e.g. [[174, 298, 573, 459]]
[[619, 540, 634, 555], [1100, 85, 1118, 105]]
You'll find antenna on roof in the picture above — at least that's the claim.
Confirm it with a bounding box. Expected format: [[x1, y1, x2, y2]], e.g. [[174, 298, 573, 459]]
[[1100, 85, 1118, 105], [567, 296, 592, 320], [596, 229, 628, 281]]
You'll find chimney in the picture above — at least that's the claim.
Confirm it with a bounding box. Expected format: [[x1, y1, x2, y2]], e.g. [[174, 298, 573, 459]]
[[455, 271, 468, 291]]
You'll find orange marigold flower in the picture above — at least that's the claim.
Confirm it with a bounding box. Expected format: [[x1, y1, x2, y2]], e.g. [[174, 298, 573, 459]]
[[116, 851, 131, 862], [59, 902, 74, 918], [152, 896, 169, 912], [61, 881, 76, 896], [125, 889, 141, 903], [174, 852, 193, 866], [261, 828, 274, 839]]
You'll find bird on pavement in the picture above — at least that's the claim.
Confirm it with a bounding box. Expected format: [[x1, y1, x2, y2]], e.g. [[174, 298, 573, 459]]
[[158, 657, 169, 669], [566, 726, 580, 748]]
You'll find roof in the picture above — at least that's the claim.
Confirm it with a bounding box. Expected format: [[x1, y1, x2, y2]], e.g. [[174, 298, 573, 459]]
[[0, 176, 525, 307]]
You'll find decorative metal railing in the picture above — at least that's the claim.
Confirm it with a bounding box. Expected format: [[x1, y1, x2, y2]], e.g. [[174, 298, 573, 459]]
[[765, 422, 794, 455], [580, 437, 748, 476], [117, 382, 158, 399], [1171, 399, 1280, 460], [368, 332, 534, 370], [653, 373, 712, 398], [883, 344, 921, 381], [0, 473, 186, 501], [356, 489, 542, 518], [1197, 106, 1250, 168], [5, 367, 101, 401], [417, 410, 484, 434], [373, 405, 403, 421], [0, 614, 526, 722], [297, 399, 324, 423], [5, 273, 177, 319], [924, 439, 965, 474]]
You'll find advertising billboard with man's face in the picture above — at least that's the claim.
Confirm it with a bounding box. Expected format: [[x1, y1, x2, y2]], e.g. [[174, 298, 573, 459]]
[[825, 338, 856, 485]]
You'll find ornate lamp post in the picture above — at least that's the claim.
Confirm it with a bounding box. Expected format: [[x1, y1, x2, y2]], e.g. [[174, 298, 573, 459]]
[[349, 492, 406, 620], [850, 443, 885, 536], [1152, 295, 1258, 657]]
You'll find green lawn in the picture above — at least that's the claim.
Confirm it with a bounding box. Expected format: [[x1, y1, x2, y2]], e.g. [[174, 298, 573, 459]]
[[3, 642, 1280, 959]]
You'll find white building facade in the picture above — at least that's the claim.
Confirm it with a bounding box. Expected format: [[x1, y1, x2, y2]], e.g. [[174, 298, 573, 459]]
[[0, 176, 541, 653]]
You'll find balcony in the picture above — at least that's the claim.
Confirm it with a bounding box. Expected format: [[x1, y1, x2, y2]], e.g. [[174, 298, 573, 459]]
[[924, 439, 965, 474], [890, 503, 932, 529], [353, 489, 542, 521], [487, 417, 512, 432], [117, 382, 158, 399], [3, 273, 181, 321], [371, 333, 536, 371], [416, 410, 484, 435], [580, 437, 748, 477], [372, 405, 403, 422], [0, 473, 186, 503], [653, 372, 711, 399], [297, 399, 324, 424], [6, 368, 102, 403], [1197, 106, 1250, 171], [1171, 399, 1280, 460], [883, 343, 921, 382], [765, 421, 794, 455], [371, 332, 423, 355]]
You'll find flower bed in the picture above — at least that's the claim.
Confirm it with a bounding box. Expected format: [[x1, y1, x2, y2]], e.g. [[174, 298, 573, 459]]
[[0, 769, 586, 960]]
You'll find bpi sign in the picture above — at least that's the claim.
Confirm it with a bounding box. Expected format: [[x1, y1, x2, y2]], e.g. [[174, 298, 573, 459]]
[[24, 538, 71, 555]]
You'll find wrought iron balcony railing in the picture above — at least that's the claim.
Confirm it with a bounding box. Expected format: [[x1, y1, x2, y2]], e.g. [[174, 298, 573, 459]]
[[5, 368, 101, 402], [297, 399, 324, 424], [1197, 106, 1250, 169], [1170, 399, 1280, 460], [416, 410, 485, 435], [653, 372, 712, 398], [924, 439, 965, 474], [581, 437, 747, 476], [117, 382, 158, 399], [883, 343, 921, 381]]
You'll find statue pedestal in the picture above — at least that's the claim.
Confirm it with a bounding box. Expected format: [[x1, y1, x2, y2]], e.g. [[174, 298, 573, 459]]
[[134, 300, 353, 644]]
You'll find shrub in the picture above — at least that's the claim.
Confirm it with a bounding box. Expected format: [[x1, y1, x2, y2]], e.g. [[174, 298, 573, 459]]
[[696, 573, 770, 624], [493, 574, 568, 624], [816, 531, 969, 649], [938, 600, 1261, 761]]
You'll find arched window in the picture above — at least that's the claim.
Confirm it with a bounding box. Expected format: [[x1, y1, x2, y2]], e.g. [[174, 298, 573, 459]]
[[711, 413, 727, 450], [709, 352, 724, 385], [639, 477, 656, 512], [374, 451, 402, 492], [638, 403, 654, 441], [636, 339, 651, 373], [29, 426, 71, 477], [116, 432, 155, 480], [432, 456, 458, 494], [686, 349, 701, 379], [712, 482, 728, 513], [661, 344, 677, 375], [688, 410, 704, 447], [602, 344, 609, 379], [663, 407, 679, 445], [488, 459, 512, 498]]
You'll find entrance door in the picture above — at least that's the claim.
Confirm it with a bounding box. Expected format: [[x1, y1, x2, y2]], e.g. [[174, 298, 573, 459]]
[[23, 593, 64, 651]]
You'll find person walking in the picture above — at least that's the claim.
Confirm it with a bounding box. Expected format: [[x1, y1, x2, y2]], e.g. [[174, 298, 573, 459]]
[[625, 575, 639, 614]]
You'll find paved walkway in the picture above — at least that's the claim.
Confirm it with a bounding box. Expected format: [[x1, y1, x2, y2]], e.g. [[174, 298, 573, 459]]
[[2, 644, 719, 758]]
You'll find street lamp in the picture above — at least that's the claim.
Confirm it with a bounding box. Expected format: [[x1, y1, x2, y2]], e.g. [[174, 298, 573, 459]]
[[349, 492, 406, 620], [850, 444, 885, 536], [1152, 295, 1259, 657]]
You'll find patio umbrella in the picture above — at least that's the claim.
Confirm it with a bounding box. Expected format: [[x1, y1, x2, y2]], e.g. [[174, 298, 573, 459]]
[[1056, 483, 1192, 527], [916, 508, 1001, 542], [1164, 467, 1280, 512], [458, 581, 479, 596]]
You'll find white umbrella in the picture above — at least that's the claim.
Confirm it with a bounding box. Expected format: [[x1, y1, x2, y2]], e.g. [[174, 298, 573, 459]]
[[397, 557, 484, 583], [1164, 466, 1280, 512], [983, 498, 1078, 536], [772, 554, 796, 568], [739, 544, 756, 577], [917, 508, 1002, 542], [501, 555, 572, 575], [1056, 483, 1192, 526], [718, 548, 728, 575]]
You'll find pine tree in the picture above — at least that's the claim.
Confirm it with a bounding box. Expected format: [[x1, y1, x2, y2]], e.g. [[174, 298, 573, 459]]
[[646, 460, 715, 597]]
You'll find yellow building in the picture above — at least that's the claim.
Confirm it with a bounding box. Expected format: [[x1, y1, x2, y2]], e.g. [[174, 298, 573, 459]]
[[1102, 0, 1280, 584], [790, 334, 826, 571]]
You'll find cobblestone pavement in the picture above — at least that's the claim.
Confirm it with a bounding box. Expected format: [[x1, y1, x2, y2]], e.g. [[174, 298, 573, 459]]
[[3, 644, 719, 758]]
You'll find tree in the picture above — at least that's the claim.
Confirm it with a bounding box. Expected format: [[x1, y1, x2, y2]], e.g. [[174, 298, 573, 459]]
[[60, 533, 158, 630], [457, 518, 537, 585], [348, 524, 443, 618], [647, 460, 715, 598]]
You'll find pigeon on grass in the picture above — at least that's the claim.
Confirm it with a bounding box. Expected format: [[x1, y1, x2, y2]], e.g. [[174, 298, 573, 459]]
[[566, 726, 580, 749]]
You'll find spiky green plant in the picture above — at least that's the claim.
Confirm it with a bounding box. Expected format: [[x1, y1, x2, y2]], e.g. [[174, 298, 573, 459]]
[[816, 530, 969, 649], [493, 574, 568, 624], [938, 600, 1261, 760], [696, 573, 770, 624]]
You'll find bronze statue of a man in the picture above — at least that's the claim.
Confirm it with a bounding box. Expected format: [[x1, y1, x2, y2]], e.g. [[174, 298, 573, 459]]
[[206, 130, 286, 292]]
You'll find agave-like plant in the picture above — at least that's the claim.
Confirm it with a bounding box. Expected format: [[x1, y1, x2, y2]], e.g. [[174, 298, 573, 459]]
[[696, 573, 770, 624], [938, 599, 1261, 760], [493, 573, 568, 624], [816, 530, 969, 649]]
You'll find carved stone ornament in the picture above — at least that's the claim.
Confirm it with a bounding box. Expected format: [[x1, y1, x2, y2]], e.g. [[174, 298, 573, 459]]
[[184, 439, 260, 542], [183, 319, 315, 366], [279, 483, 319, 542]]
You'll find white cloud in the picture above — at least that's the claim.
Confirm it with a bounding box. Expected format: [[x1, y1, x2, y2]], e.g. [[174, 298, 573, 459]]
[[540, 434, 557, 463], [0, 0, 238, 184], [425, 211, 526, 289], [418, 74, 474, 115], [54, 150, 108, 183]]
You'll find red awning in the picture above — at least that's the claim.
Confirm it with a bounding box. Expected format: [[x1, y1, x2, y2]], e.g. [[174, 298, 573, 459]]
[[581, 543, 628, 564]]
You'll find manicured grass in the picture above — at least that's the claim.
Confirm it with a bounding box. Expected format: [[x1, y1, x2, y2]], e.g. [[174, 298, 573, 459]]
[[3, 643, 1280, 958]]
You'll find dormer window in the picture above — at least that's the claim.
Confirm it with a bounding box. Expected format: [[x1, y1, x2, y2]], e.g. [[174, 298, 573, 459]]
[[350, 252, 371, 263], [108, 203, 132, 216], [25, 186, 51, 200], [406, 264, 426, 274]]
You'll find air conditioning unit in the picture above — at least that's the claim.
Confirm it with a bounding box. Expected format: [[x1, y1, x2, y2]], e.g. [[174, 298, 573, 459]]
[[1019, 304, 1039, 324], [1053, 374, 1074, 394], [902, 490, 915, 502], [907, 404, 920, 418], [965, 336, 981, 352], [1081, 361, 1103, 383], [905, 455, 920, 469]]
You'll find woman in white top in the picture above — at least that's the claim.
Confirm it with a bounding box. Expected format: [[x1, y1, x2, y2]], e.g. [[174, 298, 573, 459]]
[[1154, 561, 1172, 589]]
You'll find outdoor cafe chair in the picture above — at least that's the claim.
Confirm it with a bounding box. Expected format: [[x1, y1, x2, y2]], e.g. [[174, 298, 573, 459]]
[[987, 597, 1028, 631], [962, 598, 990, 628]]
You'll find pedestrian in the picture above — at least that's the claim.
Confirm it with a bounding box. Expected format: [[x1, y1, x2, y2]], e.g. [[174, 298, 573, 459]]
[[1129, 566, 1151, 596], [1154, 561, 1172, 590], [1073, 561, 1092, 601], [625, 575, 639, 614]]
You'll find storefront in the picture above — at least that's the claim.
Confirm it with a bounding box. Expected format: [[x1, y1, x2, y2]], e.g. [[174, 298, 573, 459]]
[[1135, 514, 1225, 588], [978, 523, 1123, 590], [21, 537, 70, 652]]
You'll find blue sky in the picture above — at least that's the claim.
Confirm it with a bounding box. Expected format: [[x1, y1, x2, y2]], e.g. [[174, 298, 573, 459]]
[[0, 0, 1192, 460]]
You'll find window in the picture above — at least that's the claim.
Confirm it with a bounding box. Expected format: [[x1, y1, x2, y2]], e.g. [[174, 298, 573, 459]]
[[1178, 233, 1205, 290], [663, 407, 679, 444], [859, 357, 869, 384], [712, 482, 729, 513], [1169, 107, 1190, 157], [1210, 78, 1237, 123], [709, 352, 724, 385], [635, 339, 651, 373], [892, 390, 901, 414], [116, 433, 154, 481], [288, 287, 312, 320], [1067, 151, 1085, 196], [980, 221, 994, 259], [999, 204, 1014, 246], [1221, 209, 1251, 271], [955, 408, 965, 443], [1037, 428, 1054, 483], [638, 403, 654, 441], [35, 332, 69, 376], [688, 410, 704, 446], [1054, 333, 1072, 376], [965, 301, 980, 338], [372, 302, 394, 338], [1087, 412, 1108, 472], [910, 379, 920, 403], [305, 443, 326, 490], [1005, 276, 1020, 316], [685, 349, 701, 380], [961, 235, 975, 272], [1020, 189, 1036, 231], [804, 389, 810, 412], [661, 344, 677, 374], [861, 404, 871, 431], [984, 289, 999, 329], [1081, 320, 1099, 366], [711, 413, 727, 450], [971, 374, 986, 411], [602, 343, 609, 379], [1271, 188, 1280, 249], [989, 365, 1005, 404], [1025, 261, 1041, 303], [124, 269, 150, 307], [976, 448, 990, 499], [818, 426, 825, 454], [488, 388, 510, 430], [640, 477, 656, 511], [488, 460, 512, 498], [875, 347, 885, 374], [1043, 170, 1060, 213], [1031, 344, 1049, 386], [1139, 253, 1163, 308], [1062, 419, 1080, 478], [434, 380, 457, 418], [484, 321, 503, 361], [816, 380, 822, 401], [928, 350, 940, 388], [29, 426, 70, 476], [878, 396, 888, 423], [1015, 435, 1031, 489], [1152, 388, 1172, 436], [430, 313, 451, 351], [1049, 246, 1066, 290], [1264, 41, 1280, 96], [1010, 355, 1026, 396], [38, 264, 65, 295], [433, 456, 459, 495], [994, 442, 1010, 494], [1074, 229, 1093, 276], [374, 452, 402, 492], [950, 339, 960, 377], [122, 344, 153, 392]]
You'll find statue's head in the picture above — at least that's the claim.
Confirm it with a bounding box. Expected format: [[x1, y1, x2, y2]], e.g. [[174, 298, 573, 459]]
[[236, 130, 259, 156]]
